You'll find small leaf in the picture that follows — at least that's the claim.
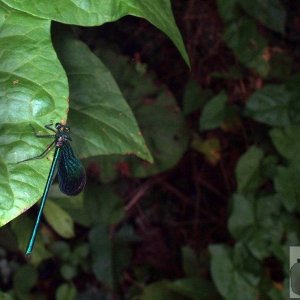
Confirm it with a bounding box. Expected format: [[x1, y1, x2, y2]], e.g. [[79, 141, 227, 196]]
[[223, 18, 269, 76], [217, 0, 240, 23], [274, 165, 300, 212], [141, 281, 181, 300], [181, 246, 199, 277], [50, 186, 91, 227], [56, 283, 77, 300], [237, 0, 286, 33], [51, 241, 71, 260], [270, 126, 300, 163], [228, 194, 283, 260], [183, 80, 211, 115], [168, 277, 219, 300], [245, 85, 291, 126], [209, 244, 259, 300], [199, 91, 227, 131], [0, 293, 13, 300], [84, 184, 124, 225], [228, 194, 254, 238], [235, 146, 264, 193], [14, 265, 38, 293], [89, 224, 133, 289], [60, 264, 78, 280], [44, 200, 75, 239], [191, 135, 221, 165], [11, 214, 51, 264], [261, 155, 278, 180]]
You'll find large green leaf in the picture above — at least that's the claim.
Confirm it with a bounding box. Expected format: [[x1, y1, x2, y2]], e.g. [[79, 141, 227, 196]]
[[0, 3, 68, 226], [2, 0, 190, 66], [52, 29, 153, 162]]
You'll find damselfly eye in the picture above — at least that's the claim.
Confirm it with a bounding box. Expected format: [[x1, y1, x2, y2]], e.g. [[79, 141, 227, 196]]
[[55, 123, 62, 129]]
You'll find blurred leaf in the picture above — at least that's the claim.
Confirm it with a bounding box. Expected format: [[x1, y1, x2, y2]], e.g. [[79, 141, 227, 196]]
[[199, 91, 227, 131], [93, 48, 188, 178], [13, 265, 38, 293], [217, 0, 240, 22], [221, 106, 240, 132], [60, 264, 78, 280], [11, 214, 51, 264], [75, 289, 109, 300], [245, 85, 291, 126], [191, 135, 221, 165], [169, 277, 219, 300], [75, 290, 109, 300], [209, 244, 259, 300], [261, 155, 278, 180], [228, 194, 254, 237], [52, 28, 153, 163], [3, 0, 190, 66], [270, 126, 300, 162], [44, 200, 74, 239], [51, 241, 71, 261], [0, 292, 14, 300], [223, 18, 269, 76], [181, 246, 199, 277], [235, 146, 264, 193], [89, 224, 133, 289], [267, 51, 292, 80], [228, 194, 283, 260], [141, 281, 182, 300], [237, 0, 286, 33], [0, 3, 68, 227], [211, 66, 244, 80], [267, 278, 289, 300], [32, 240, 53, 265], [0, 225, 18, 251], [183, 80, 212, 115], [74, 243, 89, 260], [84, 184, 124, 225], [56, 283, 77, 300], [274, 165, 300, 212], [50, 185, 91, 227]]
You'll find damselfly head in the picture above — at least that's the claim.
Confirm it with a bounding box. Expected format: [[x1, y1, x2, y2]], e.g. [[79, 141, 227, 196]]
[[55, 123, 70, 132], [55, 123, 72, 142]]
